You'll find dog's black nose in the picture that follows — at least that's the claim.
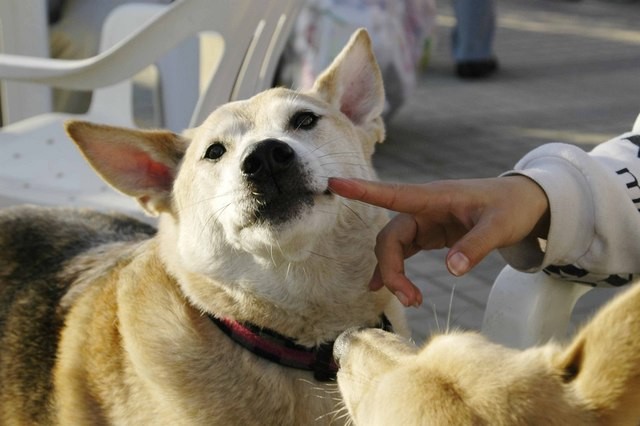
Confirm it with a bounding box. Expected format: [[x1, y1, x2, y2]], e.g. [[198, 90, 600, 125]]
[[241, 139, 295, 180]]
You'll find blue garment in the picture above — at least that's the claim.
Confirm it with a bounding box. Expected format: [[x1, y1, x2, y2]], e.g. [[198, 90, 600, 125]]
[[451, 0, 496, 62]]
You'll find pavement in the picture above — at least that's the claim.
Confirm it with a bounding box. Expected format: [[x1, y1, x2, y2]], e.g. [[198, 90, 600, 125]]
[[384, 0, 640, 344]]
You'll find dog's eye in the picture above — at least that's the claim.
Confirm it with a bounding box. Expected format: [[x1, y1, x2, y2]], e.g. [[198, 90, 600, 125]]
[[290, 111, 320, 130], [204, 143, 226, 160]]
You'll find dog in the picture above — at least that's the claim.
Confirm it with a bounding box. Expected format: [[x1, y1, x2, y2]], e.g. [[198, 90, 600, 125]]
[[0, 29, 407, 425], [334, 281, 640, 425]]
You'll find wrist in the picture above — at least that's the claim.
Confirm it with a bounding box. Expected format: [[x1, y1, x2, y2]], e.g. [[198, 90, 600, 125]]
[[504, 174, 550, 239]]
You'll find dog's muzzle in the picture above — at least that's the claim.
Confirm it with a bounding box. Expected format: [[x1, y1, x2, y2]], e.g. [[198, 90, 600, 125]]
[[241, 139, 314, 224]]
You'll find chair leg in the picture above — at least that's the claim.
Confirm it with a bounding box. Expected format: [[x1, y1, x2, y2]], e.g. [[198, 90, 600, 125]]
[[481, 266, 591, 349]]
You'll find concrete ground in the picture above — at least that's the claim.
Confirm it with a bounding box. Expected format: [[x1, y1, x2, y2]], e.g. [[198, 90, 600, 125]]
[[385, 0, 640, 344]]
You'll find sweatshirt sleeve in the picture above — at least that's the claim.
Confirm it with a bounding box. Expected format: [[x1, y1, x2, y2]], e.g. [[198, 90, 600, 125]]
[[498, 132, 640, 286]]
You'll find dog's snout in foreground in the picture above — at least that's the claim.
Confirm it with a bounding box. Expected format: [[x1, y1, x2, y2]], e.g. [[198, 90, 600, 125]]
[[334, 327, 363, 366], [337, 282, 640, 425], [241, 139, 295, 181]]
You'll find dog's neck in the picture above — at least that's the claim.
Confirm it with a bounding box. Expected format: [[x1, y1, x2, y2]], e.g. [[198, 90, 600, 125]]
[[208, 313, 393, 382], [172, 264, 391, 345], [157, 218, 392, 346]]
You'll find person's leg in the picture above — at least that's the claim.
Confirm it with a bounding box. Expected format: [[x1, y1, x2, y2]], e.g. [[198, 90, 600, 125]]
[[451, 0, 498, 78]]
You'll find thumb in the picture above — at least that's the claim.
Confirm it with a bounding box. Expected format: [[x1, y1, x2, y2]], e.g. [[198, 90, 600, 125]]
[[446, 219, 501, 276]]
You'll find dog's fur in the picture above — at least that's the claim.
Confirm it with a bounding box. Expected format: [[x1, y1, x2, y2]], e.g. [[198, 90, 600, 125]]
[[0, 29, 407, 425], [335, 281, 640, 425]]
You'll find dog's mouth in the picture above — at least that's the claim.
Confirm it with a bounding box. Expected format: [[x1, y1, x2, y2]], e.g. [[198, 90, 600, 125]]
[[247, 182, 331, 226], [240, 139, 332, 225]]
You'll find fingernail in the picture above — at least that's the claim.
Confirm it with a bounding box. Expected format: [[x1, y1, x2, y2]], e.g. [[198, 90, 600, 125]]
[[447, 252, 470, 276], [395, 291, 410, 307]]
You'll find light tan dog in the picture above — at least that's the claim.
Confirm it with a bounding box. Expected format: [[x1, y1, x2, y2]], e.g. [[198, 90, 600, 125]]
[[335, 281, 640, 425], [0, 29, 406, 425]]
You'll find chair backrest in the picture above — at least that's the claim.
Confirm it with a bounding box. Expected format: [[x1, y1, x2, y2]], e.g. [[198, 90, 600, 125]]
[[0, 0, 302, 216], [86, 0, 302, 130], [87, 3, 197, 129], [189, 0, 303, 126], [0, 0, 302, 131]]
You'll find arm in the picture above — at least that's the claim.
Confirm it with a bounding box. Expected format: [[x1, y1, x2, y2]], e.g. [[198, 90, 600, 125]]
[[500, 132, 640, 286], [329, 132, 640, 305], [328, 175, 549, 306]]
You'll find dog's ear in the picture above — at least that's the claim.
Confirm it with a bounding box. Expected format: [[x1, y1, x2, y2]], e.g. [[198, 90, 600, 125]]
[[553, 283, 640, 423], [65, 120, 188, 216], [311, 28, 385, 126]]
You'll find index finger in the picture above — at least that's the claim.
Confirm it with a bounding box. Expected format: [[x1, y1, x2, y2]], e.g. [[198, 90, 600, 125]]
[[328, 177, 430, 214]]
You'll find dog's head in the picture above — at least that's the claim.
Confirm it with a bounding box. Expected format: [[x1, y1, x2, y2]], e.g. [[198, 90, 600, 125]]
[[66, 30, 396, 339], [170, 27, 385, 262], [335, 282, 640, 425]]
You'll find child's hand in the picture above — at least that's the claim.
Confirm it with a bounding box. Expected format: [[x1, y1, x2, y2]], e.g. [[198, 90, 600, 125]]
[[329, 176, 549, 307]]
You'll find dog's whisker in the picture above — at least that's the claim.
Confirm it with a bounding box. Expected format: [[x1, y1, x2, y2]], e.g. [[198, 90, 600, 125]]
[[340, 201, 368, 227], [285, 262, 293, 280], [212, 202, 234, 222], [176, 189, 240, 214], [316, 403, 347, 424], [201, 201, 232, 236], [332, 406, 353, 424], [321, 196, 382, 216], [430, 300, 441, 334], [446, 283, 457, 334], [314, 205, 365, 229], [273, 237, 286, 259], [315, 411, 335, 422], [316, 151, 363, 160], [450, 313, 462, 330], [285, 90, 302, 110], [318, 161, 370, 169], [307, 138, 346, 155], [313, 208, 340, 219], [306, 250, 343, 263], [269, 244, 276, 266]]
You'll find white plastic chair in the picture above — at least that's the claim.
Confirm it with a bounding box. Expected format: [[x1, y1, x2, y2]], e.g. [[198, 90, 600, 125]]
[[482, 112, 640, 349], [0, 2, 52, 124], [481, 266, 593, 349], [0, 0, 301, 215]]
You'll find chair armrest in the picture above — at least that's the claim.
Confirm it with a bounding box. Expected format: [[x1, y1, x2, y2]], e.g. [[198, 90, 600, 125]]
[[0, 0, 232, 90], [0, 54, 106, 87]]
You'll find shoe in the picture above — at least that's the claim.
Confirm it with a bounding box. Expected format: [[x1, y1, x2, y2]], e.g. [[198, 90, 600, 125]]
[[456, 58, 499, 79]]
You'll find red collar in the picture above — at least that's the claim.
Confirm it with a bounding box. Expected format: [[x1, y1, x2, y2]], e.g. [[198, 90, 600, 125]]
[[208, 314, 392, 382]]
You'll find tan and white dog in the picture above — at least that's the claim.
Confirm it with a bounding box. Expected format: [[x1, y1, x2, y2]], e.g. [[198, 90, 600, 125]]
[[335, 281, 640, 425], [0, 29, 406, 425]]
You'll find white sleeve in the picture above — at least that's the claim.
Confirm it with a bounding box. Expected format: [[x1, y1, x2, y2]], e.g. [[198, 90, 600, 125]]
[[498, 132, 640, 286]]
